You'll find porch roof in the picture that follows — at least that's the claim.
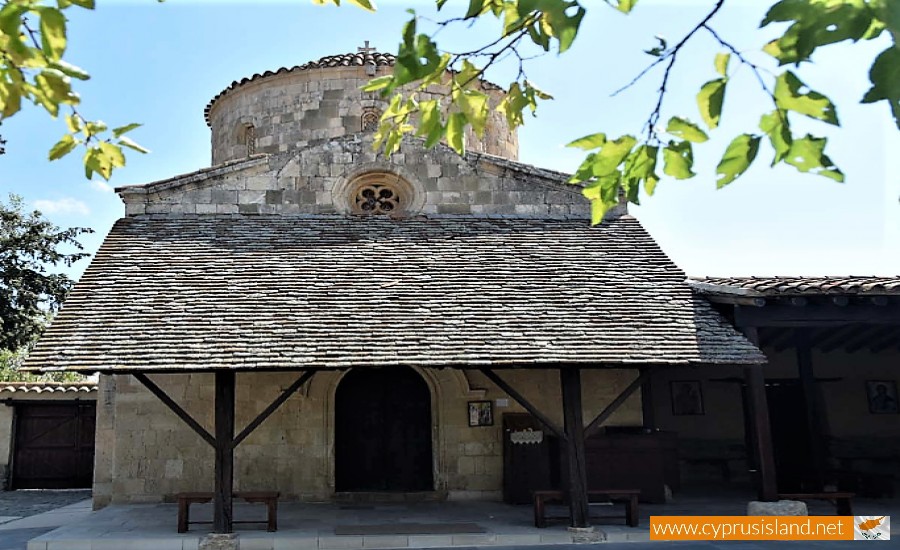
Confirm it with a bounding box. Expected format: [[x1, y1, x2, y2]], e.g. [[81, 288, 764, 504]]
[[27, 214, 764, 373]]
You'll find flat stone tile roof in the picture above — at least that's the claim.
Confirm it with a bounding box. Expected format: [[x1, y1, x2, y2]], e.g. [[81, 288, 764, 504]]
[[27, 215, 763, 373]]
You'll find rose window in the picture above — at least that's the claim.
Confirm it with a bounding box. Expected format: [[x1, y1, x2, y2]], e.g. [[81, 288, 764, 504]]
[[355, 184, 400, 214]]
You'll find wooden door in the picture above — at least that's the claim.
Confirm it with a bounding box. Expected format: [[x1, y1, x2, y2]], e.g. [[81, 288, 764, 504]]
[[335, 367, 433, 492], [502, 413, 560, 504], [11, 402, 96, 489]]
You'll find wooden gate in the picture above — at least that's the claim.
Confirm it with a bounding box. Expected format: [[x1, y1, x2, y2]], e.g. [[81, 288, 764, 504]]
[[11, 402, 96, 489]]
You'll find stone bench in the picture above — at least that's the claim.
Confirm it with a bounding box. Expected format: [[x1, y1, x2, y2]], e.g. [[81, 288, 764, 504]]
[[777, 492, 855, 516], [176, 491, 279, 533], [533, 489, 640, 528]]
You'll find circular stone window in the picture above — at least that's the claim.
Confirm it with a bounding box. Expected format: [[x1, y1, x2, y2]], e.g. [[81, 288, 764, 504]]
[[349, 172, 412, 215]]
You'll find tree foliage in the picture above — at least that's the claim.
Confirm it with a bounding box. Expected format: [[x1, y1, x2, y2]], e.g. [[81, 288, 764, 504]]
[[330, 0, 899, 224], [0, 194, 91, 356], [0, 0, 149, 180]]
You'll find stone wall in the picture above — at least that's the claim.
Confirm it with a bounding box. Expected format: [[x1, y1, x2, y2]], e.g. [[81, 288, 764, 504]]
[[207, 65, 518, 165], [94, 368, 643, 506], [119, 136, 604, 221]]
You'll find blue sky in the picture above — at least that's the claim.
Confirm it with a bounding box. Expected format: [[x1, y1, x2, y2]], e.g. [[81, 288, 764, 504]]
[[1, 0, 898, 279]]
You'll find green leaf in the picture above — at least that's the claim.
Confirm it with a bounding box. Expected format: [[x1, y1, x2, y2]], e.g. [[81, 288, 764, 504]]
[[416, 99, 444, 148], [0, 82, 22, 118], [117, 136, 149, 154], [465, 0, 485, 18], [567, 132, 606, 151], [714, 52, 730, 76], [48, 134, 77, 160], [774, 71, 839, 125], [49, 59, 90, 80], [99, 141, 126, 168], [666, 116, 708, 143], [696, 78, 727, 129], [581, 174, 620, 225], [589, 135, 637, 177], [716, 134, 760, 188], [623, 144, 659, 197], [613, 0, 638, 14], [69, 0, 96, 8], [446, 112, 466, 155], [112, 122, 141, 138], [761, 0, 880, 65], [361, 75, 393, 93], [39, 7, 67, 61], [861, 46, 900, 130], [662, 140, 694, 179], [784, 134, 844, 182], [758, 110, 792, 165], [457, 89, 489, 137], [64, 113, 81, 132]]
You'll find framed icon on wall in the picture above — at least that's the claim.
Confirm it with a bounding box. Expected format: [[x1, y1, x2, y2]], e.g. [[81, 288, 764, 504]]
[[468, 400, 494, 427], [866, 380, 899, 414]]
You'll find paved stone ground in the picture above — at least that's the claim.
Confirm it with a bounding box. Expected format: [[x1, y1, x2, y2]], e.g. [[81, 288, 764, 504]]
[[0, 490, 91, 519], [0, 527, 54, 550]]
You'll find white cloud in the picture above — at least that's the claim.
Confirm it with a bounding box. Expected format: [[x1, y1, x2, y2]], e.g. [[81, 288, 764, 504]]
[[33, 197, 91, 216], [90, 180, 114, 193]]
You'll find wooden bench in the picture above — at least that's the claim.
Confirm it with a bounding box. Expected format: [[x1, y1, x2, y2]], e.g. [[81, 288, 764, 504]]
[[778, 492, 855, 516], [533, 489, 640, 528], [176, 491, 279, 533]]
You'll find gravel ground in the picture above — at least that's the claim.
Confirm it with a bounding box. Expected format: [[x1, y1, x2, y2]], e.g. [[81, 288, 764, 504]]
[[0, 490, 91, 519]]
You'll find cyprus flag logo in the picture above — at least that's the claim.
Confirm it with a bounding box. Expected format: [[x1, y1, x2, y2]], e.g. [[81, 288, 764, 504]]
[[854, 516, 890, 541]]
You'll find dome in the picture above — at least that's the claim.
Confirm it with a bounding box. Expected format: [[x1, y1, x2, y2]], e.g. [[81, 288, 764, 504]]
[[204, 46, 519, 164]]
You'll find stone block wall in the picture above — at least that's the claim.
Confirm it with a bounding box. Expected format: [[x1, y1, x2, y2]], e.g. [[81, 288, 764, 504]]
[[119, 136, 606, 221], [93, 368, 642, 506], [207, 65, 518, 165]]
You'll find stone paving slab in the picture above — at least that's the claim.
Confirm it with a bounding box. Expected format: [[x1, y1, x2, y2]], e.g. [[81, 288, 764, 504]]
[[25, 493, 900, 549]]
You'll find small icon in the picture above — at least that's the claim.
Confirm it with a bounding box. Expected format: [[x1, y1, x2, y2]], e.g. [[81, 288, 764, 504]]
[[854, 516, 890, 541]]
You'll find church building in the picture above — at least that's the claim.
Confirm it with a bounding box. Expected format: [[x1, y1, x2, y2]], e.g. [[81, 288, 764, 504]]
[[26, 47, 783, 532]]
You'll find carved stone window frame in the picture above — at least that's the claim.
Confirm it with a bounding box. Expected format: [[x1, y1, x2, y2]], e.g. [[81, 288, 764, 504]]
[[361, 107, 381, 132], [332, 165, 425, 217]]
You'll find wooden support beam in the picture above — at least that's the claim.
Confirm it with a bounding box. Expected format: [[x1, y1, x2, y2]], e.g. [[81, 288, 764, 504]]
[[795, 331, 826, 491], [133, 373, 215, 448], [832, 296, 849, 307], [818, 326, 860, 353], [560, 367, 590, 529], [479, 368, 566, 440], [871, 296, 889, 306], [584, 369, 651, 438], [740, 327, 778, 501], [788, 297, 808, 307], [870, 328, 900, 353], [843, 326, 886, 353], [735, 302, 900, 327], [213, 371, 236, 534], [233, 370, 317, 448], [640, 367, 655, 430]]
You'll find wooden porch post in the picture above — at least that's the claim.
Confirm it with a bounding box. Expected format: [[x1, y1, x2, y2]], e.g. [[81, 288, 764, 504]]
[[795, 330, 826, 490], [560, 367, 590, 528], [744, 364, 778, 500], [741, 327, 778, 501], [214, 370, 236, 533]]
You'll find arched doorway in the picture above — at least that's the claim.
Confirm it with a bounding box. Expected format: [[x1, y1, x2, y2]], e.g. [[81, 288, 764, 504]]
[[335, 366, 434, 492]]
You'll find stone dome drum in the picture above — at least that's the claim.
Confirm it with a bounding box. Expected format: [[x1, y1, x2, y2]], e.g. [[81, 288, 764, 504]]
[[205, 49, 519, 165]]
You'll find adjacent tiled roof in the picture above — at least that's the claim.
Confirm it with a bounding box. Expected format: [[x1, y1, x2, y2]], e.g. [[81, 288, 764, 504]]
[[204, 51, 396, 125], [27, 215, 764, 373], [0, 382, 97, 394], [689, 276, 900, 297]]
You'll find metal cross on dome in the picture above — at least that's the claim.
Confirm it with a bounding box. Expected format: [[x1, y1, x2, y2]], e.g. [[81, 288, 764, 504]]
[[358, 41, 376, 55]]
